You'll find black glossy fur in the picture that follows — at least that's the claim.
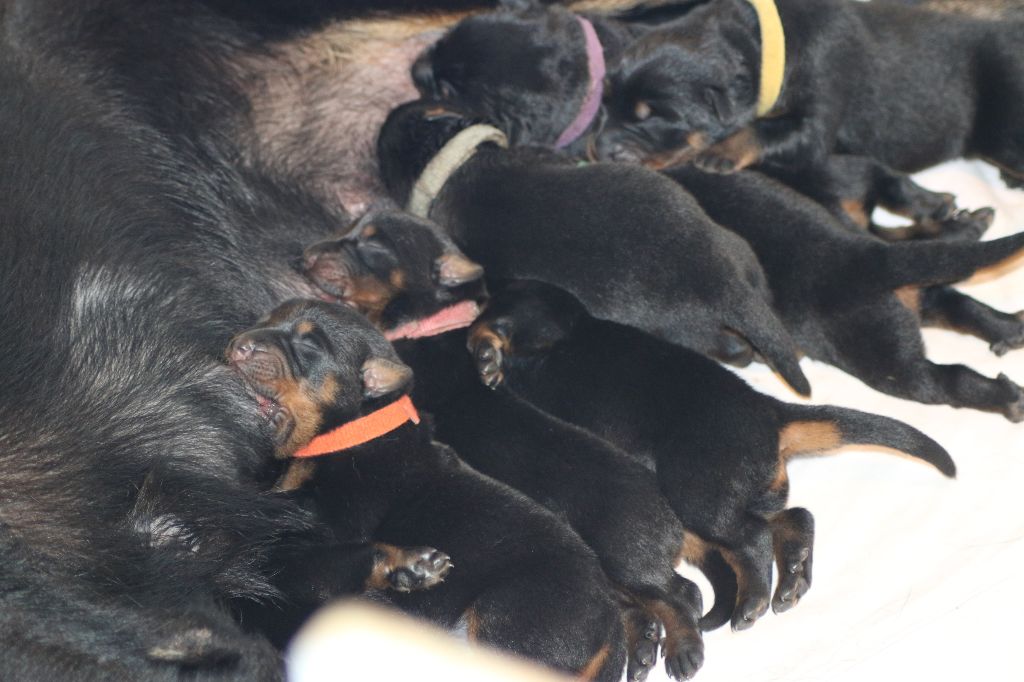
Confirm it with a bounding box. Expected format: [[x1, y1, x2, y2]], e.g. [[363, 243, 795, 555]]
[[415, 0, 966, 236], [470, 281, 956, 631], [667, 166, 1024, 421], [377, 100, 811, 395], [232, 300, 628, 681], [601, 0, 1024, 187]]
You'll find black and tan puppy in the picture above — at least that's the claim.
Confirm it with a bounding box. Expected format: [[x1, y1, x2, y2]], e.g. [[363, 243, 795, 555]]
[[414, 0, 966, 237], [600, 0, 1024, 187], [301, 216, 721, 679], [228, 299, 628, 682], [469, 280, 957, 631], [667, 166, 1024, 421], [377, 99, 811, 395]]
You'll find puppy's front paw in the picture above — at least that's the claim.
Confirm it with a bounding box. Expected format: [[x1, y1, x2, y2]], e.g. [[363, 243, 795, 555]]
[[387, 547, 453, 592], [468, 329, 507, 388], [693, 128, 761, 174], [772, 545, 811, 614], [694, 150, 739, 174]]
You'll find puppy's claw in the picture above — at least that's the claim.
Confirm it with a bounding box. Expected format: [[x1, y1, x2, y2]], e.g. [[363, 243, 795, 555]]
[[388, 548, 453, 592], [471, 339, 505, 388], [730, 596, 769, 631], [626, 620, 661, 682]]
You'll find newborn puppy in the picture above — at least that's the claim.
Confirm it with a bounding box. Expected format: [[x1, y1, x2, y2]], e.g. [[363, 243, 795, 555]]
[[469, 280, 956, 631], [377, 99, 811, 396], [601, 0, 1024, 187], [668, 166, 1024, 421], [414, 0, 965, 236], [229, 299, 628, 681]]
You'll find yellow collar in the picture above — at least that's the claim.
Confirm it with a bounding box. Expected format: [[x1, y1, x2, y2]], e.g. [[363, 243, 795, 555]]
[[746, 0, 785, 116]]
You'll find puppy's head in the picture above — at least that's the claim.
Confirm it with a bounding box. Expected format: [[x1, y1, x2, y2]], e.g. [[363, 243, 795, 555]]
[[467, 280, 585, 388], [377, 99, 482, 206], [303, 210, 485, 337], [411, 1, 592, 146], [597, 15, 756, 167], [227, 300, 413, 458]]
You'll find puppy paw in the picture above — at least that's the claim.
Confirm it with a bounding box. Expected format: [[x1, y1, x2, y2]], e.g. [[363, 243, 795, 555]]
[[387, 547, 453, 592], [470, 333, 505, 388], [694, 150, 740, 174], [990, 311, 1024, 357], [772, 546, 812, 614], [938, 207, 995, 242], [627, 619, 662, 682], [998, 374, 1024, 423], [730, 595, 770, 631], [664, 640, 704, 682]]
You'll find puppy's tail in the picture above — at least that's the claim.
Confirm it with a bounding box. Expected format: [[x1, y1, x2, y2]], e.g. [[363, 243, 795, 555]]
[[879, 230, 1024, 290], [778, 404, 956, 477], [693, 548, 738, 631], [729, 304, 811, 397]]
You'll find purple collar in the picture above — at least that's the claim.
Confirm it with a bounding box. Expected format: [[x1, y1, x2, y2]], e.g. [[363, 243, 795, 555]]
[[554, 16, 606, 149]]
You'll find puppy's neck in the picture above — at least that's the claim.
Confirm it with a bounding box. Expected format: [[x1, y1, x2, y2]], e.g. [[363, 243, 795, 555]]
[[406, 124, 508, 218]]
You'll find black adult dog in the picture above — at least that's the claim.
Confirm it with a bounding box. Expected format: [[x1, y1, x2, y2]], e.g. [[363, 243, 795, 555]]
[[598, 0, 1024, 186], [469, 280, 956, 631], [0, 0, 532, 676], [230, 299, 629, 682], [377, 99, 811, 395], [413, 0, 966, 236]]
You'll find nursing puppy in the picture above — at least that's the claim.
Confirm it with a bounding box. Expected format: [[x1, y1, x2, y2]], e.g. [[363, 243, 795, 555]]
[[230, 299, 628, 682], [600, 0, 1024, 186], [668, 166, 1024, 421], [302, 210, 730, 679], [377, 100, 811, 396], [469, 280, 957, 631], [414, 0, 964, 236]]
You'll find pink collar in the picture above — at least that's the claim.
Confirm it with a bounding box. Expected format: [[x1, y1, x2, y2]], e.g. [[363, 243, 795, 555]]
[[384, 300, 481, 341], [554, 16, 606, 149]]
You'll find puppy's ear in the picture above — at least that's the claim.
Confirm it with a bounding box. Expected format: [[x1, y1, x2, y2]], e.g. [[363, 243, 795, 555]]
[[361, 357, 414, 399], [704, 85, 735, 124], [411, 51, 436, 96], [435, 251, 484, 287]]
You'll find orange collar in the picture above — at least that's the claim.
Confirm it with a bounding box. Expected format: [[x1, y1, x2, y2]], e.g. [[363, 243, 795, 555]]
[[292, 395, 421, 459]]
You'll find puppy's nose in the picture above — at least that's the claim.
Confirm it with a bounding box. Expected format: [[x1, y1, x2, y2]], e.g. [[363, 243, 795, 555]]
[[227, 336, 265, 365]]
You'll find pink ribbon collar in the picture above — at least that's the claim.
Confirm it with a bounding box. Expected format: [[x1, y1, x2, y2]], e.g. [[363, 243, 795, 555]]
[[554, 16, 606, 149]]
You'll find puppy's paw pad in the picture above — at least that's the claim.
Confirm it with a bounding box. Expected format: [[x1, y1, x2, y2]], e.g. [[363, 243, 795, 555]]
[[389, 548, 453, 592], [996, 374, 1024, 423]]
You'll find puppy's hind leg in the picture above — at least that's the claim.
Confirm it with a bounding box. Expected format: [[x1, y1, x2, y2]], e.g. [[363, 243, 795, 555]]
[[620, 604, 662, 682], [920, 285, 1024, 356], [716, 515, 774, 631]]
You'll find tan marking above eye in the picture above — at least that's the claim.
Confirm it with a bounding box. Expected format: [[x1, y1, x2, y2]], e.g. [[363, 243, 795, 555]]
[[634, 100, 652, 121], [295, 320, 316, 335], [389, 268, 406, 289], [360, 224, 377, 238]]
